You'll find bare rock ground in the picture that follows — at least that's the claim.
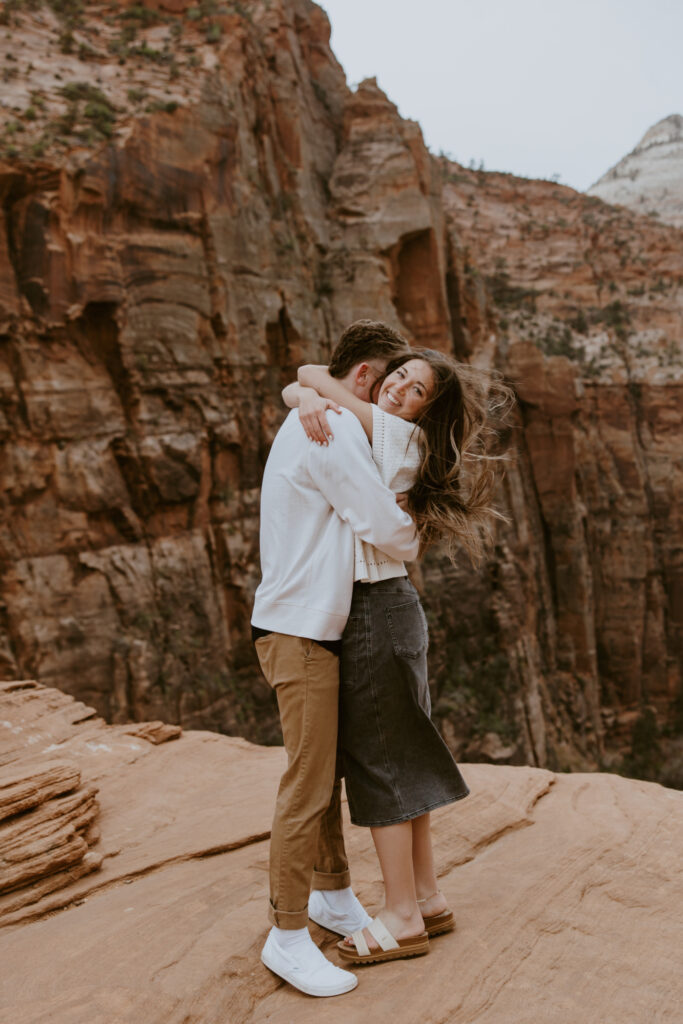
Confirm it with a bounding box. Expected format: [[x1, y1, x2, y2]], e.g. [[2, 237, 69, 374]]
[[0, 682, 681, 1023]]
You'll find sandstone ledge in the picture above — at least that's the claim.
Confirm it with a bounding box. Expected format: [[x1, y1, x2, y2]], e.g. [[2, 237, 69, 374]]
[[0, 683, 681, 1023]]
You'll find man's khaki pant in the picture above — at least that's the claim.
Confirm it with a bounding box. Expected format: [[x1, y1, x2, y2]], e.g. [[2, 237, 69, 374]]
[[255, 633, 350, 929]]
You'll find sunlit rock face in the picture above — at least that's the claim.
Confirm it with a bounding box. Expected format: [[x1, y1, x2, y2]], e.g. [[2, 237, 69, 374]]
[[0, 1, 681, 784], [588, 114, 683, 228]]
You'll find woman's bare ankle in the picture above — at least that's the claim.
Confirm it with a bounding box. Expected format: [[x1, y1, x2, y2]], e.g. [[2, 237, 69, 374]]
[[416, 889, 448, 917], [381, 903, 425, 938]]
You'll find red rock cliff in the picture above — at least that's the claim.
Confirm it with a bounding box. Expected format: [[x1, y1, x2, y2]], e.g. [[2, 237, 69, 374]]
[[0, 1, 681, 783], [434, 163, 682, 781]]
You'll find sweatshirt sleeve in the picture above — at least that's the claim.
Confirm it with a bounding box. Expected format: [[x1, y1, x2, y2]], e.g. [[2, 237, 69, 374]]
[[307, 410, 419, 563]]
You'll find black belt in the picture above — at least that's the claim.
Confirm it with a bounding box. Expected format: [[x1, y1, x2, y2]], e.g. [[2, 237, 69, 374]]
[[251, 625, 342, 658]]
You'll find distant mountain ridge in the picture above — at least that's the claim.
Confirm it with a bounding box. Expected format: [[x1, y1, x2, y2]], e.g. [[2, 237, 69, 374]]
[[588, 114, 683, 227]]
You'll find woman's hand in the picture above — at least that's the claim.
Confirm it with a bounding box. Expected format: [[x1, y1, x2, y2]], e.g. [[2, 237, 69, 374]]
[[396, 492, 416, 520], [299, 388, 342, 445]]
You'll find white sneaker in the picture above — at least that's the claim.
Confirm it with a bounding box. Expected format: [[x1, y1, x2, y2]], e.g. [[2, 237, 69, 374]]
[[261, 928, 358, 997], [308, 889, 373, 937]]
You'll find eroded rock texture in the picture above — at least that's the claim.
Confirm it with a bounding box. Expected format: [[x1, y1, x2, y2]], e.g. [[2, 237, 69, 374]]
[[0, 1, 681, 781], [433, 164, 682, 782], [0, 679, 103, 916], [0, 681, 682, 1024], [0, 757, 101, 915], [0, 677, 183, 919]]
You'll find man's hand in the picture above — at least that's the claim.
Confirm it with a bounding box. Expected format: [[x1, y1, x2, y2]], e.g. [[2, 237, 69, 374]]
[[299, 390, 342, 445]]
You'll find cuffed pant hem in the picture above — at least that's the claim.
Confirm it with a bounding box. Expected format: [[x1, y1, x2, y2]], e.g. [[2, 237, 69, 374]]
[[268, 902, 310, 930], [311, 869, 351, 891]]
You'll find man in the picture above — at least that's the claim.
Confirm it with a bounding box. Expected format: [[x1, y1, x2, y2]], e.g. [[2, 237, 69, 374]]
[[252, 320, 417, 997]]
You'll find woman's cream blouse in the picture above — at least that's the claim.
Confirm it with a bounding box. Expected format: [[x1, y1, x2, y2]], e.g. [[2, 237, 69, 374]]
[[353, 404, 422, 583]]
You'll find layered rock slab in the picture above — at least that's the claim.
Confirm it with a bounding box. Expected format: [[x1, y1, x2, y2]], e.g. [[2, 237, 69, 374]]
[[0, 684, 681, 1024], [0, 682, 104, 914], [0, 679, 280, 927], [0, 764, 101, 912]]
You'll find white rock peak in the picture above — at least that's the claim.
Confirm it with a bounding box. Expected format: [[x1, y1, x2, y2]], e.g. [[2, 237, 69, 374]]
[[588, 114, 683, 228]]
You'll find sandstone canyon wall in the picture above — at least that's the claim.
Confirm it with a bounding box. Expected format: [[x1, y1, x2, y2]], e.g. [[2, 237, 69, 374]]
[[434, 160, 683, 783], [0, 1, 681, 783]]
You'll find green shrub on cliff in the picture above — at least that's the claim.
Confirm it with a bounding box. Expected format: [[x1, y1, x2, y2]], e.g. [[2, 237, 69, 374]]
[[146, 100, 179, 115], [0, 0, 41, 24], [566, 308, 589, 334], [118, 4, 162, 28], [48, 0, 84, 30], [486, 270, 538, 311], [591, 300, 631, 340], [537, 323, 585, 362], [60, 82, 117, 141]]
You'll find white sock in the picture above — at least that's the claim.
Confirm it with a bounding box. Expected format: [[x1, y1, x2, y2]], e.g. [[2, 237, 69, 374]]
[[314, 887, 363, 914], [271, 925, 311, 952]]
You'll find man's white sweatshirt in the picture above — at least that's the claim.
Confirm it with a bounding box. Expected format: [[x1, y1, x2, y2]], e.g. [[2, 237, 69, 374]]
[[251, 408, 419, 641]]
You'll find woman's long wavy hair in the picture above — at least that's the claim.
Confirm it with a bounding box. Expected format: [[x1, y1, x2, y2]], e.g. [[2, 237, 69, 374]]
[[382, 348, 515, 565]]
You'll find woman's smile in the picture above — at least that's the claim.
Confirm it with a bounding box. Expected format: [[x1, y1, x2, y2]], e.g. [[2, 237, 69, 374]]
[[377, 359, 435, 421]]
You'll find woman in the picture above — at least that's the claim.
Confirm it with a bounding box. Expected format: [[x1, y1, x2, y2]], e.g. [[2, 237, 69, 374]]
[[284, 348, 512, 965]]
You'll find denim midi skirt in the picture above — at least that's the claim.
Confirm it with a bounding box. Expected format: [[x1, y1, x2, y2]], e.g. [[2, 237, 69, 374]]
[[339, 577, 469, 827]]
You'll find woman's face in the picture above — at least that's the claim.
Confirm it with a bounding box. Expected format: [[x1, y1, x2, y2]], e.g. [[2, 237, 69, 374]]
[[377, 359, 435, 421]]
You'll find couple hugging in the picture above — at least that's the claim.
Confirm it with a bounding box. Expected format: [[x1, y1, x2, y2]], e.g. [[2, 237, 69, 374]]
[[251, 319, 509, 997]]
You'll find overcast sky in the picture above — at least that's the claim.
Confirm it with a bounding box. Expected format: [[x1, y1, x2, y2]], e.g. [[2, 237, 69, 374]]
[[318, 0, 683, 192]]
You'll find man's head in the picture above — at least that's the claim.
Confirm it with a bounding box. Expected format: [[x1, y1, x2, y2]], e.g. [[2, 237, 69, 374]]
[[328, 319, 410, 401]]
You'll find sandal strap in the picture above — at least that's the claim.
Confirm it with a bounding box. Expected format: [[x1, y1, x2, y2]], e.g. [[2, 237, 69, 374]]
[[367, 916, 399, 952], [350, 928, 370, 957], [416, 890, 441, 904]]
